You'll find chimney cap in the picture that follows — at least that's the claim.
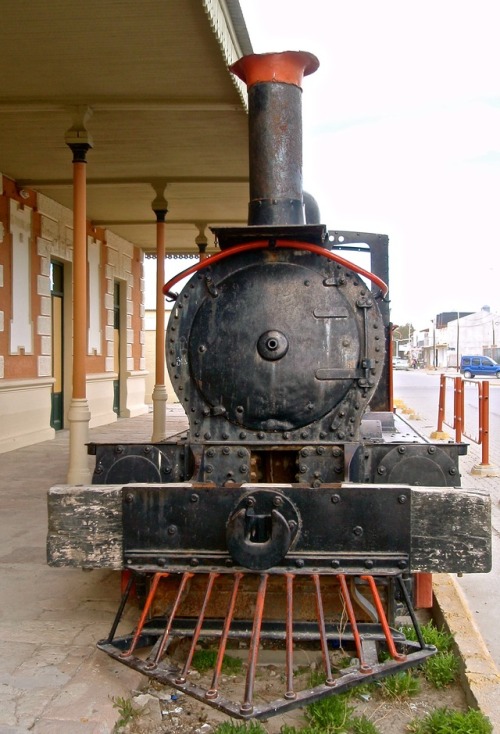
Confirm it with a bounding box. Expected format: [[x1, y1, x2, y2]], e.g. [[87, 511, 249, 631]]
[[230, 51, 319, 89]]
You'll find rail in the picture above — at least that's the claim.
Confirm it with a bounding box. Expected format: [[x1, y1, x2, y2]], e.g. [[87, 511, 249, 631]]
[[436, 374, 492, 471]]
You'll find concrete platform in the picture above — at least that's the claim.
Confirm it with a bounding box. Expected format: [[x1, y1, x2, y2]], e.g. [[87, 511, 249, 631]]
[[0, 407, 186, 734], [0, 404, 498, 732]]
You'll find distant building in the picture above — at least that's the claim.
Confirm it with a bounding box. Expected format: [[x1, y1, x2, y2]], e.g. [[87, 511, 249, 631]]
[[419, 307, 500, 368]]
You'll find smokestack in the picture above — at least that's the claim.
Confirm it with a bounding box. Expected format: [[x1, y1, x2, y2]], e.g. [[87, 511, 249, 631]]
[[230, 51, 319, 227]]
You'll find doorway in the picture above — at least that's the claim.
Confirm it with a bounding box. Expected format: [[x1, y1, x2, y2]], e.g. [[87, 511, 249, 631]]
[[50, 261, 64, 430], [113, 281, 121, 415]]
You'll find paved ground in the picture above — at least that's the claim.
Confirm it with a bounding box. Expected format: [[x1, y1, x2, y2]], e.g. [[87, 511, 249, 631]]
[[0, 407, 187, 734], [393, 371, 500, 730], [0, 395, 499, 733]]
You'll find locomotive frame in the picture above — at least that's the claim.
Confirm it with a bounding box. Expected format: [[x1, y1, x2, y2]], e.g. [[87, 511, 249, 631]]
[[47, 50, 491, 719]]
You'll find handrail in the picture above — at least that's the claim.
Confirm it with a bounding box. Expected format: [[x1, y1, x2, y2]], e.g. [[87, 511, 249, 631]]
[[436, 374, 493, 471], [162, 239, 389, 300]]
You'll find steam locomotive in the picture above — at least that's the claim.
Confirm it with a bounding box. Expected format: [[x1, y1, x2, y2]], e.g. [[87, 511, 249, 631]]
[[47, 51, 491, 720]]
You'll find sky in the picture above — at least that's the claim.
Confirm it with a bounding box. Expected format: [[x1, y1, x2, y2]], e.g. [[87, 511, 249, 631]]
[[236, 0, 500, 328]]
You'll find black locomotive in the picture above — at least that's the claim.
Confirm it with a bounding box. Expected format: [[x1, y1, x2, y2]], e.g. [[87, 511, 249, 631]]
[[48, 51, 491, 720]]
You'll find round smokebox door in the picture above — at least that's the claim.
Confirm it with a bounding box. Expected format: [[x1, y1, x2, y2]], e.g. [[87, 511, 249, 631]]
[[189, 261, 362, 432]]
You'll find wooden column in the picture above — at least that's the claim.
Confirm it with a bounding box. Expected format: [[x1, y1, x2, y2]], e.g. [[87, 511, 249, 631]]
[[151, 186, 168, 442], [65, 108, 93, 483], [195, 222, 208, 261]]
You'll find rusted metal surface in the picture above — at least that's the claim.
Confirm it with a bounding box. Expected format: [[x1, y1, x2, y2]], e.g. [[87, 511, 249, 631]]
[[47, 484, 491, 574], [229, 51, 319, 227], [98, 570, 436, 720]]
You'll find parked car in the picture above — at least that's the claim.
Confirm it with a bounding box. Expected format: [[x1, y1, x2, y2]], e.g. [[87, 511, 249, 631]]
[[392, 357, 409, 370], [460, 355, 500, 378]]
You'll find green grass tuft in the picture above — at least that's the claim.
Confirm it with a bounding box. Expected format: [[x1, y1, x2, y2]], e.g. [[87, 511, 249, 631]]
[[423, 651, 459, 689], [213, 721, 268, 734], [380, 670, 420, 699], [351, 714, 381, 733], [401, 621, 454, 653], [191, 649, 243, 675], [407, 706, 492, 733], [111, 695, 140, 729], [305, 692, 355, 731]]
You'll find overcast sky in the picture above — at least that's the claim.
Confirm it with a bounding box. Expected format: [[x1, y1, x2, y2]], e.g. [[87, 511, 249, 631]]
[[238, 0, 500, 327]]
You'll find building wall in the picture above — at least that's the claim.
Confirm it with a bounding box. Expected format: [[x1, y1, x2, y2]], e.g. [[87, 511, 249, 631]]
[[0, 175, 148, 453]]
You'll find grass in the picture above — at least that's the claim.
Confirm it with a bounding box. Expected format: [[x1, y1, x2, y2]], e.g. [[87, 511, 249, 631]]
[[401, 621, 454, 653], [423, 651, 459, 688], [380, 670, 421, 699], [191, 648, 243, 675], [407, 707, 492, 733], [111, 696, 141, 730], [305, 693, 355, 731], [401, 620, 460, 688], [212, 723, 267, 734], [351, 715, 381, 734]]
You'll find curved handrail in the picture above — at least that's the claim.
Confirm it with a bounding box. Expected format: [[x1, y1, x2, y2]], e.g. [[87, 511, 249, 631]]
[[162, 239, 389, 300]]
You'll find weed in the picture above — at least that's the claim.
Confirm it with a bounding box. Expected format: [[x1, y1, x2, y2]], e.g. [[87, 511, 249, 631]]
[[423, 651, 459, 688], [351, 715, 381, 734], [191, 649, 243, 675], [213, 722, 267, 734], [407, 706, 492, 733], [305, 692, 355, 731], [110, 695, 140, 729], [401, 621, 453, 653], [380, 670, 420, 698]]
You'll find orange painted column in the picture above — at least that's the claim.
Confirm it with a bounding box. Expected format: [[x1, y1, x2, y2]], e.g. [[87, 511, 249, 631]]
[[72, 159, 88, 399], [66, 136, 92, 484], [151, 194, 168, 442], [155, 213, 166, 386]]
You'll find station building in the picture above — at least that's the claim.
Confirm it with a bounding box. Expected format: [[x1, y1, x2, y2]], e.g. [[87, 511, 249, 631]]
[[0, 1, 251, 477]]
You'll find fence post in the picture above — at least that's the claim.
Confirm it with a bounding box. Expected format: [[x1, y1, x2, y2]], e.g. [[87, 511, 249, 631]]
[[471, 378, 499, 477], [430, 374, 450, 440], [454, 376, 463, 443]]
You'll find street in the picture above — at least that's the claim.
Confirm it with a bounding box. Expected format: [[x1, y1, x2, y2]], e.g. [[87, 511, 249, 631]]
[[392, 370, 500, 667]]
